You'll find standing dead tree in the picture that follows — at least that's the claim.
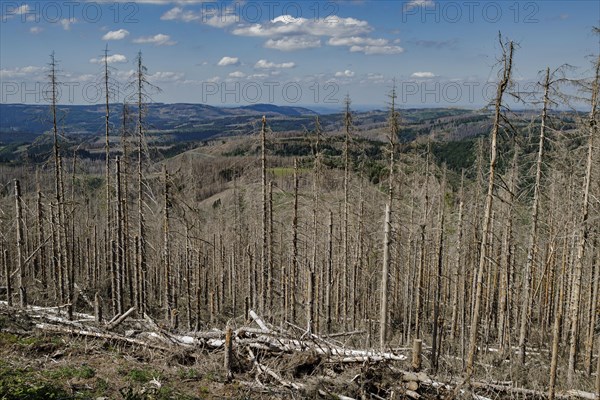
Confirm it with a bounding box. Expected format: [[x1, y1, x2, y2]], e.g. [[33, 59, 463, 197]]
[[465, 35, 514, 381], [14, 179, 25, 308], [380, 84, 399, 351], [519, 67, 551, 364], [567, 55, 599, 387]]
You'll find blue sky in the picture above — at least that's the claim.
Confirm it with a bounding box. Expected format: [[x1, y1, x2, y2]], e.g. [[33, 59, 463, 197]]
[[0, 0, 598, 108]]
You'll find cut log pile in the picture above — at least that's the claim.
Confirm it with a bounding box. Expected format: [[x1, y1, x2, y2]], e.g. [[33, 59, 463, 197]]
[[0, 301, 596, 400]]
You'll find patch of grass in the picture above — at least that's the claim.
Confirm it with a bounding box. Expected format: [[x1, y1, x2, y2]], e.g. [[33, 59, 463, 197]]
[[177, 368, 200, 380], [46, 365, 95, 380], [0, 364, 70, 400], [127, 368, 161, 383]]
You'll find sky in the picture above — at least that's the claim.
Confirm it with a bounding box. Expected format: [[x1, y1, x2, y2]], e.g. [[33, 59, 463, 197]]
[[0, 0, 598, 109]]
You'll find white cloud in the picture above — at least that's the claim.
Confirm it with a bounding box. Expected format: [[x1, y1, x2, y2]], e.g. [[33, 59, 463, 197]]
[[350, 45, 403, 55], [161, 6, 200, 22], [411, 71, 436, 78], [264, 36, 321, 51], [133, 33, 177, 46], [29, 27, 43, 34], [248, 73, 269, 79], [4, 4, 30, 18], [217, 56, 240, 66], [254, 59, 295, 69], [60, 18, 77, 30], [328, 37, 388, 47], [148, 71, 184, 82], [335, 69, 355, 77], [328, 36, 403, 55], [15, 4, 31, 14], [0, 66, 43, 79], [204, 13, 238, 28], [160, 5, 238, 26], [228, 71, 246, 78], [102, 29, 130, 40], [232, 15, 371, 38], [404, 0, 435, 10], [367, 73, 384, 80], [89, 54, 128, 64]]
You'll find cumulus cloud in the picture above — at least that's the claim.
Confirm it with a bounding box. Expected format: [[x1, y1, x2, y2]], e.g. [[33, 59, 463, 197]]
[[232, 15, 371, 38], [404, 0, 435, 10], [254, 59, 295, 69], [217, 56, 240, 66], [328, 36, 403, 54], [29, 27, 43, 34], [204, 13, 238, 27], [335, 70, 355, 77], [4, 4, 30, 18], [133, 33, 177, 46], [60, 18, 77, 30], [0, 66, 43, 79], [161, 6, 200, 22], [102, 29, 130, 40], [229, 71, 246, 78], [411, 71, 436, 78], [89, 54, 128, 64], [161, 6, 238, 27], [264, 36, 321, 51], [350, 45, 403, 55], [328, 37, 388, 47]]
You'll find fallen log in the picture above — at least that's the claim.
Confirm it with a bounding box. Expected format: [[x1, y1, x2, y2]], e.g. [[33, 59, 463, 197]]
[[35, 323, 171, 351], [106, 307, 136, 331]]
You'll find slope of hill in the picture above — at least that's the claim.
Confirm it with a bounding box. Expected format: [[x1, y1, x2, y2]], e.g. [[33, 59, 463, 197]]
[[0, 103, 318, 142]]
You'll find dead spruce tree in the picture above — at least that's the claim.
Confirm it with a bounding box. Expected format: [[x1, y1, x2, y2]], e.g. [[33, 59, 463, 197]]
[[48, 52, 68, 308], [342, 95, 352, 329], [519, 67, 551, 364], [567, 54, 599, 387], [260, 115, 269, 315], [130, 51, 160, 316], [380, 84, 399, 351], [465, 35, 514, 380]]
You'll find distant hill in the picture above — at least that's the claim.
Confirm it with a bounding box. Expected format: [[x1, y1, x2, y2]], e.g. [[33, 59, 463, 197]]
[[0, 103, 317, 142]]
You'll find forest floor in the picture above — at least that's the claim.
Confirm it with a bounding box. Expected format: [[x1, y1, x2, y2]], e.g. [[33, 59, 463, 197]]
[[0, 305, 597, 400]]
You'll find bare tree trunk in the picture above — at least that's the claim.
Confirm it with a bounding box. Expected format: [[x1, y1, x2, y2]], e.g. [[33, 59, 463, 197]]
[[260, 116, 269, 315], [326, 211, 333, 333], [450, 171, 464, 341], [48, 52, 66, 307], [14, 180, 26, 308], [583, 244, 599, 374], [431, 170, 446, 372], [519, 67, 550, 364], [380, 85, 399, 351], [291, 159, 299, 323], [163, 166, 174, 327], [549, 237, 568, 400], [415, 146, 430, 340], [343, 96, 352, 329], [312, 117, 321, 330], [104, 45, 112, 280], [3, 249, 10, 306], [465, 37, 514, 379], [135, 52, 146, 316], [115, 157, 124, 314], [567, 56, 599, 386]]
